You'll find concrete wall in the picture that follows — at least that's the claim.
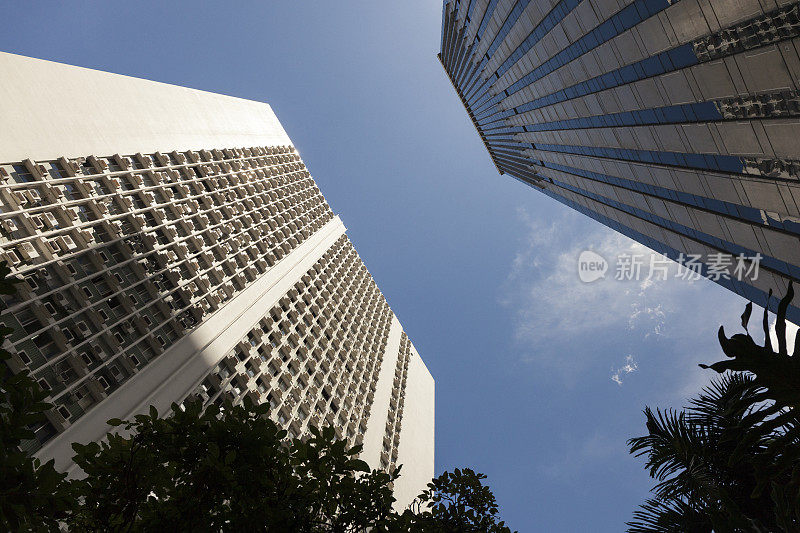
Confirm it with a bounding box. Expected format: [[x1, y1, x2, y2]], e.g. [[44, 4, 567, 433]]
[[0, 51, 292, 162], [392, 341, 436, 509]]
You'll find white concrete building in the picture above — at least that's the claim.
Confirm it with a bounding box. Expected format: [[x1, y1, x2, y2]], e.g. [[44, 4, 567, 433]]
[[0, 52, 434, 508]]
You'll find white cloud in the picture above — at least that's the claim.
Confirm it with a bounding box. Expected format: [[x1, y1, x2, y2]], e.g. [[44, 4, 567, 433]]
[[501, 207, 749, 391], [611, 354, 638, 385]]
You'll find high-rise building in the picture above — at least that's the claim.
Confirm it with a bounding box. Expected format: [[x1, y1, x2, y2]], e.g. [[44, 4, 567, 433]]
[[440, 0, 800, 321], [0, 52, 434, 507]]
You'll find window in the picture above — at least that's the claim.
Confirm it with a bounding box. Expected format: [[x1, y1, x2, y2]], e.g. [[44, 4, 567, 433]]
[[109, 364, 124, 381], [37, 378, 50, 391], [57, 406, 71, 420]]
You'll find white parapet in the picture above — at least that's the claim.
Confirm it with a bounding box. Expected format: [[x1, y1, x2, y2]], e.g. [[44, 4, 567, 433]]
[[0, 51, 292, 162]]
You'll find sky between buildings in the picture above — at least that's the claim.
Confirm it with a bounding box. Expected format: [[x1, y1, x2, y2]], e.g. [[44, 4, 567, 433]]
[[0, 1, 784, 530]]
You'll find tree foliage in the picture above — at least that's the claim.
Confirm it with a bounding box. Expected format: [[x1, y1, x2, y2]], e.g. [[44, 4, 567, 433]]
[[67, 399, 515, 532], [399, 468, 514, 532], [69, 398, 399, 532], [628, 286, 800, 532]]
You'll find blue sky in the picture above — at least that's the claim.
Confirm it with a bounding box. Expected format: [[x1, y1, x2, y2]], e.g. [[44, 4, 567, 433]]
[[0, 2, 780, 530]]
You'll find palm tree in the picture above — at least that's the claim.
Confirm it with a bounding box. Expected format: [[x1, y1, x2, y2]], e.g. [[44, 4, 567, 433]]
[[628, 285, 800, 531], [627, 372, 799, 532]]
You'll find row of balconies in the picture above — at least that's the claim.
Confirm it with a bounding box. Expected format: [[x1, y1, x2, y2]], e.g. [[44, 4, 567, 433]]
[[208, 288, 390, 431], [3, 207, 328, 328], [0, 166, 319, 244], [0, 147, 300, 192], [1, 147, 332, 440], [8, 212, 316, 378]]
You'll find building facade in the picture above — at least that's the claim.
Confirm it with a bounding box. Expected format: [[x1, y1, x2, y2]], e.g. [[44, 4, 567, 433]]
[[440, 0, 800, 320], [0, 52, 433, 507]]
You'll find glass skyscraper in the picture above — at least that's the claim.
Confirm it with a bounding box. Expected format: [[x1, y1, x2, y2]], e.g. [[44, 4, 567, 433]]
[[440, 0, 800, 321]]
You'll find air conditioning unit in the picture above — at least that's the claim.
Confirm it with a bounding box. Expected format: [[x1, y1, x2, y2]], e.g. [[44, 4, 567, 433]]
[[76, 228, 94, 244], [134, 153, 152, 168], [18, 242, 39, 260], [97, 376, 110, 390], [43, 212, 58, 227], [58, 235, 77, 251], [26, 189, 41, 204], [1, 219, 17, 233], [92, 344, 108, 360]]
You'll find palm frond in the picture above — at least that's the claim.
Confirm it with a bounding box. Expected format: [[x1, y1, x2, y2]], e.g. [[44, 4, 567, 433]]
[[627, 497, 712, 533]]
